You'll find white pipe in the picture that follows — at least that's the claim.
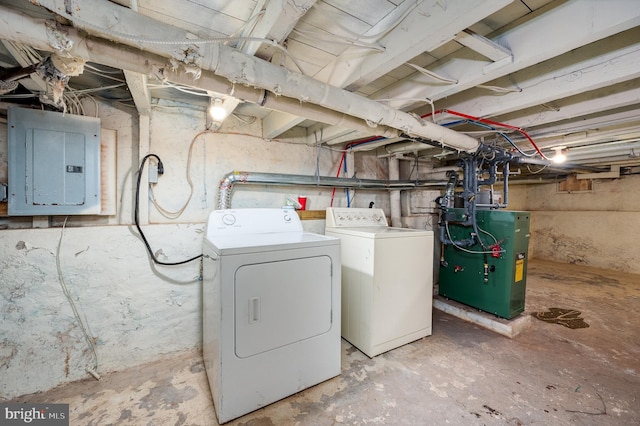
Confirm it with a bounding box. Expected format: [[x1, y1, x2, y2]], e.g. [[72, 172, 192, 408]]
[[0, 8, 392, 138], [385, 141, 436, 154], [6, 2, 479, 153], [566, 141, 640, 161], [389, 157, 402, 227]]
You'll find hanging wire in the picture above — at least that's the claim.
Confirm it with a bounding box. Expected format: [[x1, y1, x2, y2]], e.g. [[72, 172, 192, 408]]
[[149, 131, 209, 219], [445, 222, 505, 255], [291, 27, 385, 51], [56, 217, 100, 380], [314, 0, 423, 41], [476, 84, 522, 94], [406, 63, 458, 84], [134, 154, 203, 266]]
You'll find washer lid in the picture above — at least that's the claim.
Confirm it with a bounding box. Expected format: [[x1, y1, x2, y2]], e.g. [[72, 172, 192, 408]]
[[326, 226, 433, 239]]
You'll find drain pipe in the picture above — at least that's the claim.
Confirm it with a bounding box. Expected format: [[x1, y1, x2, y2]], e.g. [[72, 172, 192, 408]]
[[216, 171, 446, 210]]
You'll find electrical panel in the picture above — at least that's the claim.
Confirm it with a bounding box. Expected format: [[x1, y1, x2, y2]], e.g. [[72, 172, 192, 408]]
[[439, 209, 531, 319], [8, 107, 101, 216]]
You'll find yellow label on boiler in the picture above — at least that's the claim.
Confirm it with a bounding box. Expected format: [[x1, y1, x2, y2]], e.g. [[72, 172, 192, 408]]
[[515, 259, 524, 282]]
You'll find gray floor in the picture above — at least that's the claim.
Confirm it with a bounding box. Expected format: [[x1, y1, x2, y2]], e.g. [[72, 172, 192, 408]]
[[8, 259, 640, 425]]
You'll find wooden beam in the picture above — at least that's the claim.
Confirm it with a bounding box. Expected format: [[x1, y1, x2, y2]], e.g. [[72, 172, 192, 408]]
[[123, 71, 151, 116], [376, 0, 640, 108], [437, 28, 640, 119], [316, 0, 512, 90], [453, 29, 512, 62]]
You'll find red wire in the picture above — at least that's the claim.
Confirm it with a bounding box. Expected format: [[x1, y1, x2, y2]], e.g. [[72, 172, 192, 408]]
[[422, 109, 548, 159], [329, 136, 385, 206], [329, 151, 346, 206]]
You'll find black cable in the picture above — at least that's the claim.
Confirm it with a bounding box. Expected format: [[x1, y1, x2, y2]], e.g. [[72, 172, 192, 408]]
[[134, 154, 203, 266]]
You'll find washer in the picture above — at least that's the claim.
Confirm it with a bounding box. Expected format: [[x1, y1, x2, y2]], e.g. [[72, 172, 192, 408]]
[[325, 207, 434, 357], [202, 208, 341, 424]]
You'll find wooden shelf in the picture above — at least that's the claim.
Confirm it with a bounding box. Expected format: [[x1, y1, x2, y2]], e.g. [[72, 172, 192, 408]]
[[296, 209, 326, 220]]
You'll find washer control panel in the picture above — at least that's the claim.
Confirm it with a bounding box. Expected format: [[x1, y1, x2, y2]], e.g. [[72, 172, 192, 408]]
[[206, 208, 303, 237], [325, 207, 388, 228]]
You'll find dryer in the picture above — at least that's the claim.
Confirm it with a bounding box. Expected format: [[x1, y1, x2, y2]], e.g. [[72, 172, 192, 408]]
[[203, 208, 341, 424], [325, 207, 433, 357]]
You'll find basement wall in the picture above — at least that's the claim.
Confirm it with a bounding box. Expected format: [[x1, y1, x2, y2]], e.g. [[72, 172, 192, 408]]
[[506, 175, 640, 274], [0, 100, 389, 399]]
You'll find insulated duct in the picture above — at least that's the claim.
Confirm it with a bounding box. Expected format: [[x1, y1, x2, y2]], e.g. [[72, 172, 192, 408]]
[[2, 2, 480, 153], [216, 171, 446, 210]]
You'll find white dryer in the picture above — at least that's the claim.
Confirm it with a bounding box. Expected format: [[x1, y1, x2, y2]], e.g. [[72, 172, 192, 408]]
[[325, 207, 433, 358], [203, 208, 341, 424]]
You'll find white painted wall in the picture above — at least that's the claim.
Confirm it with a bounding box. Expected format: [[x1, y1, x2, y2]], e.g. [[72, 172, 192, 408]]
[[506, 176, 640, 274], [0, 224, 202, 399], [0, 99, 391, 399]]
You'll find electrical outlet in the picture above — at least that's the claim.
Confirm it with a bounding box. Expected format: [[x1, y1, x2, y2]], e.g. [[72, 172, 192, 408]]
[[149, 165, 158, 184]]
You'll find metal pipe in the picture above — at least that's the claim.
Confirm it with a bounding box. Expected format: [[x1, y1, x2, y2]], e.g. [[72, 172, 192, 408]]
[[513, 156, 608, 173], [216, 171, 446, 209], [388, 157, 402, 227]]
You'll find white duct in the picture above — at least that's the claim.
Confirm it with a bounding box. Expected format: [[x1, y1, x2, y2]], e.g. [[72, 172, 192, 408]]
[[2, 3, 480, 153]]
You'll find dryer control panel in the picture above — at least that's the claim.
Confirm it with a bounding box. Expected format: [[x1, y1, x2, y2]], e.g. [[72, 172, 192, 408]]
[[207, 208, 303, 237], [325, 207, 388, 228]]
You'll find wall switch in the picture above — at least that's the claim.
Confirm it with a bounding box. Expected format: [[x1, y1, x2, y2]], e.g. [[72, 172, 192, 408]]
[[149, 165, 158, 184], [0, 183, 7, 202]]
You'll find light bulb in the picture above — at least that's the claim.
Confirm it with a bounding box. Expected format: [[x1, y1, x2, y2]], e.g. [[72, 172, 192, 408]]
[[209, 98, 227, 121], [551, 147, 566, 163]]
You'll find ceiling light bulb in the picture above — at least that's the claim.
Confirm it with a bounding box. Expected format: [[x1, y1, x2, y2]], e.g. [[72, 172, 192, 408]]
[[551, 147, 566, 164], [209, 98, 227, 121]]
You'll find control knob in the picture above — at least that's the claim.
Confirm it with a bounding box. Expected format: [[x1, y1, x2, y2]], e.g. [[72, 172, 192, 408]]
[[222, 214, 236, 225]]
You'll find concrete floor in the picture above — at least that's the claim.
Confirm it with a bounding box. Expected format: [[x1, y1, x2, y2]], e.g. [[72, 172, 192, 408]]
[[7, 259, 640, 425]]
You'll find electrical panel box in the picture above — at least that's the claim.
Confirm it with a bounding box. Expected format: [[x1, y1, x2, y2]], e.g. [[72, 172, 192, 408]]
[[439, 209, 531, 319], [8, 107, 101, 216]]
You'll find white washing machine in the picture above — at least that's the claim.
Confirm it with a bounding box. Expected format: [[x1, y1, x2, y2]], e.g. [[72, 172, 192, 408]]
[[203, 208, 341, 424], [325, 207, 434, 358]]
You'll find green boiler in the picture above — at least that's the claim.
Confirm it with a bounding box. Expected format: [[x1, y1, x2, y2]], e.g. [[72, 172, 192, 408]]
[[439, 209, 531, 319]]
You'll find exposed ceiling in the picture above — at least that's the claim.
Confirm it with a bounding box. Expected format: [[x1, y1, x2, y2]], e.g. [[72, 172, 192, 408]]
[[1, 0, 640, 180]]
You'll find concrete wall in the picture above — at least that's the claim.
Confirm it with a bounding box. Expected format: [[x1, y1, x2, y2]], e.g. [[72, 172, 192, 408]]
[[506, 176, 640, 274], [0, 100, 391, 399], [0, 224, 202, 399]]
